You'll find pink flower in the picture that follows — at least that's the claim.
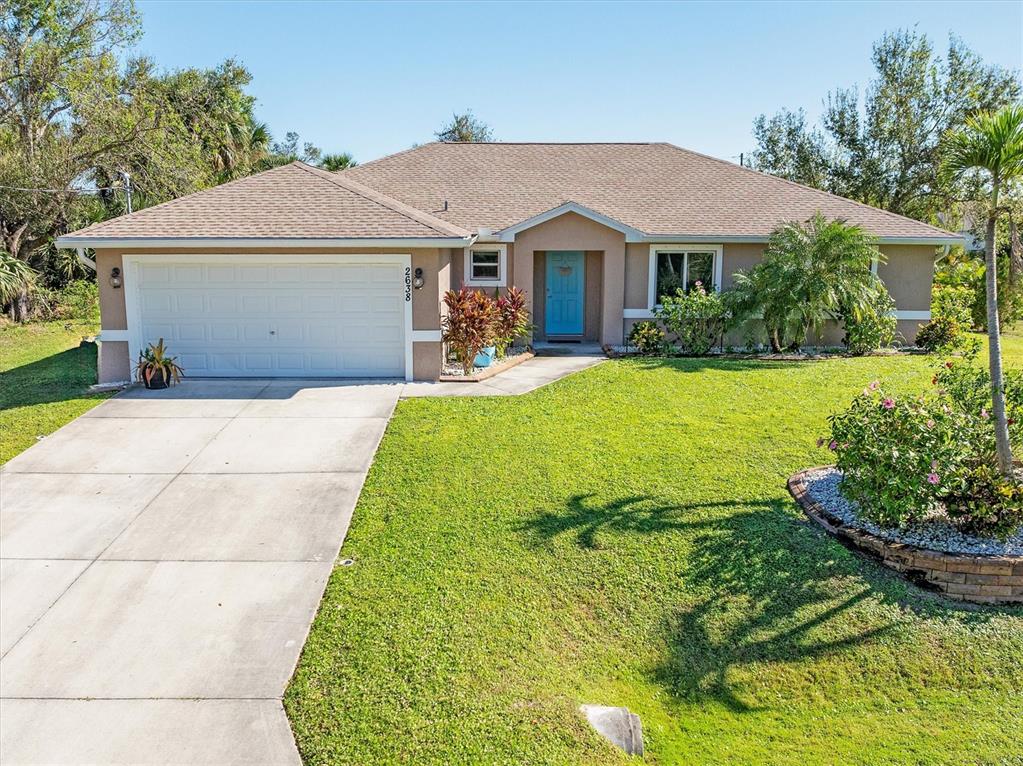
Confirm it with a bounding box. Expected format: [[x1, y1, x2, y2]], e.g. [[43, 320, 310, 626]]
[[828, 440, 838, 451], [927, 473, 940, 485], [926, 419, 935, 429], [981, 408, 989, 419], [882, 398, 895, 410], [869, 380, 880, 391], [816, 437, 825, 448]]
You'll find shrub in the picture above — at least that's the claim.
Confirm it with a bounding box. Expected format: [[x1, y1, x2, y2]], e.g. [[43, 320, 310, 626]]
[[932, 284, 974, 328], [51, 280, 99, 322], [842, 289, 897, 355], [655, 282, 729, 355], [0, 251, 37, 311], [728, 214, 884, 351], [824, 350, 1023, 537], [627, 320, 665, 355], [915, 316, 963, 352], [442, 287, 498, 374], [943, 463, 1023, 540], [493, 286, 531, 358], [935, 255, 1023, 331], [828, 383, 974, 526]]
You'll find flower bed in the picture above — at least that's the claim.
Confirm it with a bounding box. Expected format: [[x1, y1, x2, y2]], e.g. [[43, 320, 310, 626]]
[[789, 466, 1023, 605], [439, 349, 533, 382]]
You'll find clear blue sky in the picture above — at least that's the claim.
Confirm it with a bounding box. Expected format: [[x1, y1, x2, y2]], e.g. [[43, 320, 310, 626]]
[[134, 0, 1022, 164]]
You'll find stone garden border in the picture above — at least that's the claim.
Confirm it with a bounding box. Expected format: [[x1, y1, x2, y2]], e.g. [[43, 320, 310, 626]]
[[788, 467, 1023, 605]]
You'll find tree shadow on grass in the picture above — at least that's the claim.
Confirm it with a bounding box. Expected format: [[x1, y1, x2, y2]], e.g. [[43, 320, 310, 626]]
[[0, 342, 102, 410], [518, 493, 730, 549], [623, 356, 817, 375], [656, 507, 893, 713], [519, 492, 905, 712]]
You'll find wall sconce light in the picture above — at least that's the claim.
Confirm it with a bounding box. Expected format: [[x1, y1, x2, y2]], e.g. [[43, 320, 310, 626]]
[[109, 267, 122, 289], [413, 267, 425, 290]]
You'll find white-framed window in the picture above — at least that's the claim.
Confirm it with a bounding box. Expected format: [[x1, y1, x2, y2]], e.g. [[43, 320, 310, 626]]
[[464, 244, 507, 287], [647, 244, 723, 308]]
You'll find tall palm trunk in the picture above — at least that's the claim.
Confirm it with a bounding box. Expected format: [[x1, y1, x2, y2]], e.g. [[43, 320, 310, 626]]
[[986, 175, 1014, 475]]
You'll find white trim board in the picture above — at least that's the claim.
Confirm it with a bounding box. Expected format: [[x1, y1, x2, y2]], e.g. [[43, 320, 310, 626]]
[[894, 310, 930, 320], [623, 309, 654, 319], [121, 253, 415, 382], [411, 330, 442, 342], [622, 309, 931, 321]]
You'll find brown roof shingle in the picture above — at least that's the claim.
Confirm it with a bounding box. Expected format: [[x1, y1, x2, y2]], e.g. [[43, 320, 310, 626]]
[[344, 142, 957, 240], [63, 161, 469, 240], [61, 143, 958, 243]]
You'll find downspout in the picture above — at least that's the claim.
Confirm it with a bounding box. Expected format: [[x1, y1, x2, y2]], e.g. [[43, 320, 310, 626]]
[[76, 247, 96, 271]]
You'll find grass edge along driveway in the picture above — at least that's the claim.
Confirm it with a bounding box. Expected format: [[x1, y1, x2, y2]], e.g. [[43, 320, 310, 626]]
[[1, 320, 111, 464], [285, 353, 1023, 765]]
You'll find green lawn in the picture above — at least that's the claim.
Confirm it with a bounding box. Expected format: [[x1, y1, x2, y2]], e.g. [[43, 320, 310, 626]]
[[286, 350, 1023, 765], [0, 320, 111, 464]]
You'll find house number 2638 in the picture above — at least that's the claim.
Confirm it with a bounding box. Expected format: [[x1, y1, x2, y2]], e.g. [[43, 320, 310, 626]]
[[404, 267, 412, 302]]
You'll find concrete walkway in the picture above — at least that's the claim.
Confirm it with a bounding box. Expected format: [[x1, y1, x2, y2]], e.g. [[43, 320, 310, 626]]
[[0, 352, 603, 764], [399, 352, 605, 397]]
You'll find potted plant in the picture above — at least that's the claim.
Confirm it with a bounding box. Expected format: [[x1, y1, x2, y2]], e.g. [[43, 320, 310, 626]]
[[135, 338, 184, 389]]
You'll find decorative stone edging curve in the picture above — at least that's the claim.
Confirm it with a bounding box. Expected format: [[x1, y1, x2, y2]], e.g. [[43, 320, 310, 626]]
[[788, 467, 1023, 605]]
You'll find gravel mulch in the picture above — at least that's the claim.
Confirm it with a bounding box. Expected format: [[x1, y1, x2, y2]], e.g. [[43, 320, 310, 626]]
[[802, 466, 1023, 557], [441, 349, 530, 377]]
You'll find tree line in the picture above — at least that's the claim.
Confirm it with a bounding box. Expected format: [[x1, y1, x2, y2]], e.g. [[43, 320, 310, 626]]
[[0, 0, 491, 319]]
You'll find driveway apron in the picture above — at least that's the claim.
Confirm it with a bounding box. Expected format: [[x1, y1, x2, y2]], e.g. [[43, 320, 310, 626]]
[[0, 379, 401, 765]]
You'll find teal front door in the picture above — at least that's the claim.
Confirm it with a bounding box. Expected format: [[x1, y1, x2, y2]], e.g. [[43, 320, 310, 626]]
[[545, 251, 585, 336]]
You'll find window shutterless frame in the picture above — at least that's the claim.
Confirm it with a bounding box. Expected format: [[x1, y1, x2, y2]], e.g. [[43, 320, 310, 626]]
[[463, 244, 508, 287], [647, 244, 723, 309]]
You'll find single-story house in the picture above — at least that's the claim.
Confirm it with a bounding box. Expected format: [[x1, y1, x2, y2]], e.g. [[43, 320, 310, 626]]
[[57, 142, 962, 383]]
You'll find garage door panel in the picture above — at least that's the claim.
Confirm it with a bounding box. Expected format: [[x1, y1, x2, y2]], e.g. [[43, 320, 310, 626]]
[[173, 265, 204, 282], [239, 266, 269, 283], [133, 258, 406, 378], [240, 294, 270, 314]]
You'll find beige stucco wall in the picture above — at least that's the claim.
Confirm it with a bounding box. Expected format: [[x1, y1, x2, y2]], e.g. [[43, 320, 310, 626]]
[[624, 242, 937, 345], [877, 245, 934, 312], [92, 246, 449, 383], [512, 212, 626, 344]]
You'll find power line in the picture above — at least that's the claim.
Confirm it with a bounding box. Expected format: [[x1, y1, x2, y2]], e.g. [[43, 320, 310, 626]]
[[0, 183, 122, 194]]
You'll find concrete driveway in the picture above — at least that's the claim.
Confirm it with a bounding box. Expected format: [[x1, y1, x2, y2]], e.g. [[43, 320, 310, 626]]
[[0, 379, 401, 765]]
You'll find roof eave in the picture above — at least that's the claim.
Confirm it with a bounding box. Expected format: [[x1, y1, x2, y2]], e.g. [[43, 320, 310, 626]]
[[54, 235, 474, 249], [637, 234, 965, 246]]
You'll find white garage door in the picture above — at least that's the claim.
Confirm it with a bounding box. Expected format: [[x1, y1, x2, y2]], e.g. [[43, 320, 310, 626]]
[[127, 256, 410, 378]]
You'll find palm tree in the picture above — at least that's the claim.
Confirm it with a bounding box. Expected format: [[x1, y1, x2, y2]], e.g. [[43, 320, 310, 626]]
[[320, 153, 357, 171], [942, 105, 1023, 476], [730, 213, 885, 351]]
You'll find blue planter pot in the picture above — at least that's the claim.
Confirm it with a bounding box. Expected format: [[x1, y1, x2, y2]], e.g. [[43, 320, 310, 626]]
[[474, 346, 496, 368]]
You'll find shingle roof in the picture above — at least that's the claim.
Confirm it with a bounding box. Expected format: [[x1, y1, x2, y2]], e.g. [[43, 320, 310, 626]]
[[344, 142, 957, 240], [63, 161, 469, 240], [61, 143, 958, 243]]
